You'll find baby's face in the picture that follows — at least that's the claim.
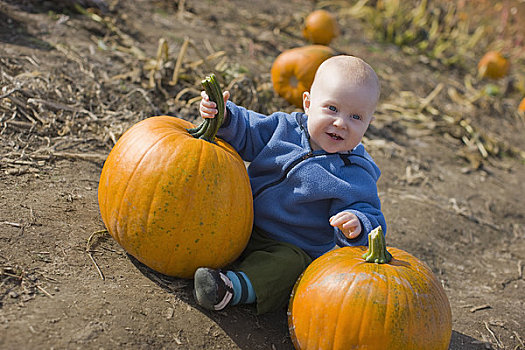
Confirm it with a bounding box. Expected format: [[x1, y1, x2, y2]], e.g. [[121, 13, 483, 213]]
[[304, 70, 377, 153]]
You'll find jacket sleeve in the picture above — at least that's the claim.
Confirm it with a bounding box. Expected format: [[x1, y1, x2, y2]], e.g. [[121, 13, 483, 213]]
[[331, 164, 387, 247], [216, 101, 280, 162]]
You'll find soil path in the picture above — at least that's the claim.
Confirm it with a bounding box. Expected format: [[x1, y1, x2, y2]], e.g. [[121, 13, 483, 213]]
[[1, 1, 524, 349]]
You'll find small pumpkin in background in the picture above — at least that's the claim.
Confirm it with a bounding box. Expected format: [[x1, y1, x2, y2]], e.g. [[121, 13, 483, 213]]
[[477, 51, 509, 80], [288, 227, 452, 350], [271, 45, 335, 108], [519, 97, 525, 112], [98, 75, 253, 278], [302, 9, 339, 45]]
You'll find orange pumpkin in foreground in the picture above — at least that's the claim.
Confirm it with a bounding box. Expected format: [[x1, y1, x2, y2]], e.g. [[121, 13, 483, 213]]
[[288, 227, 452, 350], [477, 51, 509, 80], [98, 76, 253, 278], [271, 45, 335, 108], [302, 9, 339, 45]]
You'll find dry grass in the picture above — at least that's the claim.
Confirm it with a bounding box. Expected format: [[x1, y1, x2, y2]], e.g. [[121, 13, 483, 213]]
[[1, 0, 524, 178]]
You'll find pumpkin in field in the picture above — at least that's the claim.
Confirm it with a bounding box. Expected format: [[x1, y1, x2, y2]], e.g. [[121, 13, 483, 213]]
[[519, 97, 525, 112], [98, 75, 253, 278], [302, 9, 339, 45], [271, 45, 335, 108], [288, 227, 452, 350], [477, 51, 509, 80]]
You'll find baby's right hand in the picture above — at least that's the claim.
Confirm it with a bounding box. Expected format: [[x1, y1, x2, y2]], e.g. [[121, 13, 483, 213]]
[[199, 90, 230, 119]]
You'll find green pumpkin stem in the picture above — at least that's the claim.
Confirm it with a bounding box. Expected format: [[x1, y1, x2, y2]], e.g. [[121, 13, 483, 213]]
[[188, 74, 224, 142], [186, 121, 206, 135], [362, 226, 392, 264]]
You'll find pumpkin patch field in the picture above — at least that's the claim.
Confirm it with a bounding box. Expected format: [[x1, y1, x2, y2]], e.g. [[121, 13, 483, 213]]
[[1, 1, 524, 349]]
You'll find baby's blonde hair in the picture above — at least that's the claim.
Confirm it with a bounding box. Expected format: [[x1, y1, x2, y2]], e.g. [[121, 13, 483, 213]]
[[314, 55, 380, 105]]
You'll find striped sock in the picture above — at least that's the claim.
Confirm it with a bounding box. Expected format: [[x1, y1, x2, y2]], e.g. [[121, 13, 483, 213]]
[[225, 271, 256, 305]]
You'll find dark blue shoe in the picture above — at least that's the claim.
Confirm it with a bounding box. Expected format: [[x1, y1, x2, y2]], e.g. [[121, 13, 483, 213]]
[[193, 268, 234, 311]]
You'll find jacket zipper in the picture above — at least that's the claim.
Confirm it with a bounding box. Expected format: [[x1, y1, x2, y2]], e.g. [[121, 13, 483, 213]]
[[253, 151, 318, 198]]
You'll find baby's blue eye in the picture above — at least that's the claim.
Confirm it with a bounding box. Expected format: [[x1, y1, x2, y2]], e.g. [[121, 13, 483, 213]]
[[352, 114, 361, 120], [328, 105, 337, 112]]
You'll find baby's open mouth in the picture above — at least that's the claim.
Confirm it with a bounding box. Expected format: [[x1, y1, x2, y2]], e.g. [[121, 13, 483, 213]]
[[327, 132, 343, 140]]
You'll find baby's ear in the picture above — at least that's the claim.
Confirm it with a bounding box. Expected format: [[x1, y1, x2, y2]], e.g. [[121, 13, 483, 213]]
[[302, 91, 311, 112]]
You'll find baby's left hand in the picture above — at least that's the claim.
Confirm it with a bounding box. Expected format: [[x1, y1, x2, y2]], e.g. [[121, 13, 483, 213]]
[[330, 211, 362, 239]]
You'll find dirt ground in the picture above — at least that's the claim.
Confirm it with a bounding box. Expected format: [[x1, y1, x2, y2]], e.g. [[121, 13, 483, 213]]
[[1, 0, 524, 349]]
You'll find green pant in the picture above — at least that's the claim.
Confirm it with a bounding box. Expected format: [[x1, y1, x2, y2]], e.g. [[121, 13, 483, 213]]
[[230, 227, 313, 314]]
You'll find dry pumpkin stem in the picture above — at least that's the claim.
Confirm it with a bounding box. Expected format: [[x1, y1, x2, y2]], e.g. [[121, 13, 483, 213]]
[[85, 229, 110, 253], [87, 253, 105, 281], [85, 230, 110, 281], [362, 226, 392, 264]]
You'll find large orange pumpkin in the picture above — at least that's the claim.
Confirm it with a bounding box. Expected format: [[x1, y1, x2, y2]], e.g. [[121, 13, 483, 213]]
[[288, 227, 452, 350], [477, 51, 509, 80], [302, 9, 339, 45], [98, 76, 253, 278], [271, 45, 335, 108]]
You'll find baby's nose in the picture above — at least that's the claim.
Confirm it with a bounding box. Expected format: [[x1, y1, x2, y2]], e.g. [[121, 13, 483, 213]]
[[333, 117, 346, 128]]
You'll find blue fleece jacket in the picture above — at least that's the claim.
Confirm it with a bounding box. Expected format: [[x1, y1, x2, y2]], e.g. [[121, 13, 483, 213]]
[[218, 101, 386, 258]]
